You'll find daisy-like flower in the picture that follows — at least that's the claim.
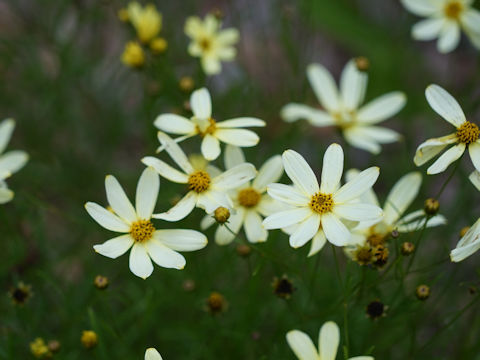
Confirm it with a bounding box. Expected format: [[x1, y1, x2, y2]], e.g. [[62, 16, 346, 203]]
[[286, 321, 374, 360], [154, 87, 265, 160], [414, 84, 480, 175], [263, 143, 382, 248], [201, 145, 283, 245], [0, 119, 28, 204], [126, 2, 162, 44], [184, 13, 239, 75], [281, 59, 406, 154], [450, 218, 480, 262], [145, 348, 163, 360], [401, 0, 480, 53], [85, 167, 207, 279], [142, 132, 256, 221]]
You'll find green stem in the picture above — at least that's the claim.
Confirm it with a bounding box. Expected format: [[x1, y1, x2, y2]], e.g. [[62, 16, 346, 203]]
[[331, 244, 349, 359]]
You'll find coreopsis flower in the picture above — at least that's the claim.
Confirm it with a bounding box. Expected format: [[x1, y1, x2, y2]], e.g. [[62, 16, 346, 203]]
[[85, 167, 207, 279], [286, 321, 374, 360], [201, 145, 283, 245], [121, 41, 145, 68], [185, 13, 239, 75], [30, 338, 51, 359], [0, 119, 28, 204], [126, 2, 162, 44], [154, 87, 265, 160], [263, 143, 382, 248], [401, 0, 480, 53], [142, 133, 256, 221], [451, 218, 480, 262], [281, 59, 406, 154], [414, 85, 480, 175], [145, 348, 163, 360]]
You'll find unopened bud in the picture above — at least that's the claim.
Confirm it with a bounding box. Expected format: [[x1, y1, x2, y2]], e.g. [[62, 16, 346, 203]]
[[424, 198, 439, 215], [416, 284, 430, 300], [401, 242, 415, 256], [214, 207, 230, 224]]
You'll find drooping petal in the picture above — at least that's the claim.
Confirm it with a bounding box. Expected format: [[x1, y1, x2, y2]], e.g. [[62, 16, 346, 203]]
[[93, 234, 134, 259], [141, 156, 189, 183], [289, 213, 320, 248], [145, 239, 186, 269], [153, 192, 196, 222], [425, 84, 466, 127], [356, 92, 406, 124], [224, 144, 246, 169], [153, 114, 196, 134], [307, 63, 340, 112], [201, 57, 222, 75], [426, 143, 465, 175], [343, 128, 381, 154], [461, 9, 480, 35], [154, 229, 207, 251], [263, 207, 312, 229], [85, 202, 130, 232], [437, 21, 461, 53], [253, 155, 284, 192], [468, 141, 480, 172], [244, 210, 268, 243], [190, 87, 212, 119], [136, 167, 160, 220], [383, 172, 422, 225], [333, 203, 383, 222], [286, 330, 319, 360], [212, 163, 256, 189], [281, 103, 334, 126], [308, 230, 327, 257], [157, 132, 194, 174], [319, 321, 340, 360], [201, 134, 221, 160], [451, 218, 480, 262], [129, 243, 154, 279], [282, 150, 319, 196], [214, 208, 244, 245], [413, 133, 457, 166], [216, 117, 265, 128], [215, 128, 260, 147], [412, 18, 444, 40], [321, 213, 351, 246], [469, 170, 480, 191], [320, 143, 344, 194], [333, 167, 379, 203], [340, 59, 368, 111]]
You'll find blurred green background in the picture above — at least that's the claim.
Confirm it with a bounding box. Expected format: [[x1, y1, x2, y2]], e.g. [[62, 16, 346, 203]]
[[1, 0, 480, 358]]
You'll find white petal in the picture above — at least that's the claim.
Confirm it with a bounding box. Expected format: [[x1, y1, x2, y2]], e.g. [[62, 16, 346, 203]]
[[321, 213, 351, 246], [345, 169, 380, 206], [319, 321, 340, 360], [217, 28, 240, 44], [224, 145, 245, 169], [0, 119, 14, 154], [413, 134, 457, 166], [200, 214, 216, 230], [153, 192, 196, 221], [451, 218, 480, 262], [256, 196, 284, 217], [383, 172, 422, 225], [153, 114, 196, 134], [281, 103, 334, 126], [469, 141, 480, 172], [215, 209, 244, 245], [401, 0, 439, 16], [469, 170, 480, 191], [215, 129, 260, 147], [141, 156, 188, 183], [267, 183, 309, 206], [157, 132, 194, 174], [154, 229, 207, 251], [350, 126, 401, 144], [201, 134, 221, 160], [286, 330, 319, 360], [0, 151, 28, 175], [461, 9, 480, 35], [253, 155, 284, 192], [191, 87, 212, 119], [104, 175, 136, 223], [201, 57, 222, 75], [348, 357, 374, 360], [356, 92, 406, 124], [0, 187, 13, 204], [437, 21, 461, 53], [343, 129, 381, 154], [145, 239, 186, 269], [340, 59, 367, 111], [412, 18, 444, 40], [213, 163, 256, 189], [93, 234, 134, 259], [263, 207, 312, 229], [216, 117, 265, 128], [307, 63, 340, 112], [320, 143, 344, 193], [282, 150, 319, 195], [145, 348, 163, 360], [244, 211, 268, 243], [308, 230, 327, 257], [333, 203, 382, 222], [136, 167, 159, 219], [197, 191, 232, 213], [427, 143, 465, 175], [334, 167, 379, 203], [129, 243, 154, 279], [425, 85, 466, 127], [85, 202, 130, 232], [289, 213, 320, 248]]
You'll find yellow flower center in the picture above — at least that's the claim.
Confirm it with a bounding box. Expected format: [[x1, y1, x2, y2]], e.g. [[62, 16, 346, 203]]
[[354, 246, 374, 265], [188, 170, 211, 193], [238, 188, 261, 208], [309, 193, 334, 214], [199, 38, 212, 51], [456, 121, 480, 144], [130, 220, 155, 243], [444, 1, 463, 19], [196, 118, 217, 137]]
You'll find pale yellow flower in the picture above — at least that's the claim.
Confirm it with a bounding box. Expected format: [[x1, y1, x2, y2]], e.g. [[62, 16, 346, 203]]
[[127, 2, 162, 44], [121, 41, 145, 68]]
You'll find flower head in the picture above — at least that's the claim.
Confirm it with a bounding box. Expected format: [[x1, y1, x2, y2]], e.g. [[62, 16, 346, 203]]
[[145, 348, 163, 360], [414, 85, 480, 175], [9, 282, 33, 305], [30, 338, 51, 359], [127, 2, 162, 44], [142, 133, 257, 222], [286, 321, 374, 360], [281, 59, 406, 154], [80, 330, 98, 349], [121, 41, 145, 68], [185, 14, 239, 75], [154, 87, 265, 160], [85, 167, 207, 279], [263, 144, 382, 253], [401, 0, 480, 53]]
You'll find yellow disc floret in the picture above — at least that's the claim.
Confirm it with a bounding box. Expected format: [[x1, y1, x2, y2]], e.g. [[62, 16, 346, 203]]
[[188, 171, 211, 193], [444, 1, 463, 20], [309, 192, 334, 214], [196, 118, 217, 137], [238, 188, 261, 208], [130, 220, 155, 242], [456, 121, 479, 144]]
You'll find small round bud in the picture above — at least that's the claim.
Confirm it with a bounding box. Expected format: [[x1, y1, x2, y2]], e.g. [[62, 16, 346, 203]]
[[94, 275, 109, 290], [355, 56, 369, 71], [236, 244, 252, 257], [366, 300, 386, 319], [460, 226, 470, 238], [206, 291, 227, 314], [391, 229, 399, 239], [179, 76, 195, 93], [272, 275, 295, 299], [401, 242, 415, 256], [48, 340, 61, 353], [424, 198, 440, 215], [469, 286, 477, 295], [214, 207, 230, 224], [150, 37, 168, 54], [416, 284, 430, 300], [81, 330, 98, 349], [182, 279, 196, 292], [9, 282, 33, 306]]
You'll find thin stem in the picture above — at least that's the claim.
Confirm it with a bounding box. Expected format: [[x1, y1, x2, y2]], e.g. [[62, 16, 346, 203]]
[[331, 244, 349, 359]]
